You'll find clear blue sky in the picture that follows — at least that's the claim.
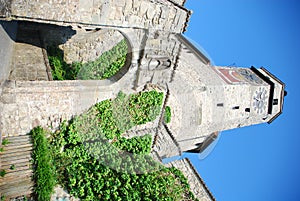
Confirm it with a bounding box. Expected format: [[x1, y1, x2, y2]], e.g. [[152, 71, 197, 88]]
[[183, 1, 300, 201]]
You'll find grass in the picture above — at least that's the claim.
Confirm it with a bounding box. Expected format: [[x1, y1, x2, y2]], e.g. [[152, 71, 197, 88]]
[[1, 138, 10, 146], [164, 106, 171, 123], [47, 39, 128, 80], [30, 127, 56, 201]]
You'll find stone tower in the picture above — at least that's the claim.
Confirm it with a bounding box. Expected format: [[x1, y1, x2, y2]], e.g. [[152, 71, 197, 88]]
[[0, 0, 285, 159], [151, 36, 286, 157], [0, 1, 285, 200]]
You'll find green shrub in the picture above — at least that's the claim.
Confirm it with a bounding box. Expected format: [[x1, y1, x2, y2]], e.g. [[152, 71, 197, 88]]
[[45, 90, 196, 200], [0, 169, 6, 177], [47, 39, 128, 80], [164, 106, 171, 123], [1, 138, 10, 146], [30, 127, 56, 201], [113, 134, 152, 154]]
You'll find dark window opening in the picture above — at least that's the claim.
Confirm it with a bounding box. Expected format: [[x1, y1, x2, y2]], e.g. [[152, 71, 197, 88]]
[[273, 99, 278, 105], [217, 103, 223, 107], [232, 106, 240, 110], [245, 108, 250, 112]]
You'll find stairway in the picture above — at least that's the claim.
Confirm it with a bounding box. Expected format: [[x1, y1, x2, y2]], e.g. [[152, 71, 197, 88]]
[[9, 25, 49, 81], [0, 135, 34, 200]]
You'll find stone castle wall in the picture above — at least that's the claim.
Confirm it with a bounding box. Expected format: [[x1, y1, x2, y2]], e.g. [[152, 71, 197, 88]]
[[2, 0, 190, 33], [60, 29, 124, 64]]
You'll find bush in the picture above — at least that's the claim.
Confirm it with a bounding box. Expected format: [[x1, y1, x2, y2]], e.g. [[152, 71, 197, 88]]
[[30, 127, 56, 201], [1, 138, 10, 146], [45, 90, 196, 200], [47, 39, 128, 80]]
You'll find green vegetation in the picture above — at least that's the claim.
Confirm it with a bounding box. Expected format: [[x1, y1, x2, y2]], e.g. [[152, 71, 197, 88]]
[[113, 135, 152, 154], [0, 147, 3, 152], [1, 138, 10, 146], [30, 90, 197, 200], [0, 195, 6, 201], [95, 91, 163, 140], [10, 164, 15, 170], [0, 169, 6, 177], [164, 106, 171, 123], [30, 127, 56, 201], [47, 39, 128, 80]]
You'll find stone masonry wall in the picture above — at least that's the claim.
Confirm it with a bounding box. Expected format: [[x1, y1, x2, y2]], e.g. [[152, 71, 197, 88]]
[[5, 0, 190, 33], [167, 158, 215, 201], [60, 29, 124, 64], [0, 76, 141, 137], [136, 32, 181, 89], [153, 125, 181, 158]]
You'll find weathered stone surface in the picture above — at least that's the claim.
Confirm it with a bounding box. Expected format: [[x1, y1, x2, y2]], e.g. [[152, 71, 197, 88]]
[[4, 0, 190, 33], [153, 125, 181, 158], [61, 29, 124, 64], [168, 158, 215, 201]]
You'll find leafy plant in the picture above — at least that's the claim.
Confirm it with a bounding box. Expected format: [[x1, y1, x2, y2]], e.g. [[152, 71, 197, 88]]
[[0, 147, 3, 152], [1, 138, 10, 146], [164, 106, 171, 123], [33, 90, 197, 200], [0, 169, 6, 177], [30, 127, 56, 201], [47, 39, 128, 80], [10, 164, 15, 170], [0, 195, 5, 201]]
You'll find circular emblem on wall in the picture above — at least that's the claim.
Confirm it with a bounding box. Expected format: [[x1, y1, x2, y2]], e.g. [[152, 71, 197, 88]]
[[253, 88, 268, 114]]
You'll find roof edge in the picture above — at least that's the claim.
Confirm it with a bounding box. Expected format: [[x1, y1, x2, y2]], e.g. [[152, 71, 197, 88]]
[[184, 158, 216, 201], [260, 67, 285, 124], [176, 34, 211, 65]]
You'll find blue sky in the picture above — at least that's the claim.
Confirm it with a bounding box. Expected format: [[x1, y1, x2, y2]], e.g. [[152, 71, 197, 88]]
[[183, 1, 300, 200]]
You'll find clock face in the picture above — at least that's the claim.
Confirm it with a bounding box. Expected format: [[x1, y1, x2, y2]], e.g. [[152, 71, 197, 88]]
[[253, 88, 268, 114]]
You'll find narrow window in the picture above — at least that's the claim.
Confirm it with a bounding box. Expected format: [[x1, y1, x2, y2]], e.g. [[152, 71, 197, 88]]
[[273, 99, 278, 105], [245, 108, 250, 112], [232, 106, 240, 110], [217, 103, 223, 107]]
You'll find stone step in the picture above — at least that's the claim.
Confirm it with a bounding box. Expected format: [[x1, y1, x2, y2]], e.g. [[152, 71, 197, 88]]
[[1, 157, 32, 168], [0, 170, 33, 185], [0, 180, 33, 200], [0, 145, 32, 155], [1, 152, 32, 163], [4, 164, 31, 174], [0, 143, 32, 152], [3, 135, 31, 143], [1, 161, 31, 171], [1, 150, 32, 160]]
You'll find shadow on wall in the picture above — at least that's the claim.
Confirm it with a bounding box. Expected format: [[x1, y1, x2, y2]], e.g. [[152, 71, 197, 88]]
[[15, 20, 76, 48], [0, 20, 133, 84], [0, 20, 17, 84], [0, 20, 17, 41]]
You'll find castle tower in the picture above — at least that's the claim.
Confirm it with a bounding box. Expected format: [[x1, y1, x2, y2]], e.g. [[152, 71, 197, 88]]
[[156, 35, 286, 155]]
